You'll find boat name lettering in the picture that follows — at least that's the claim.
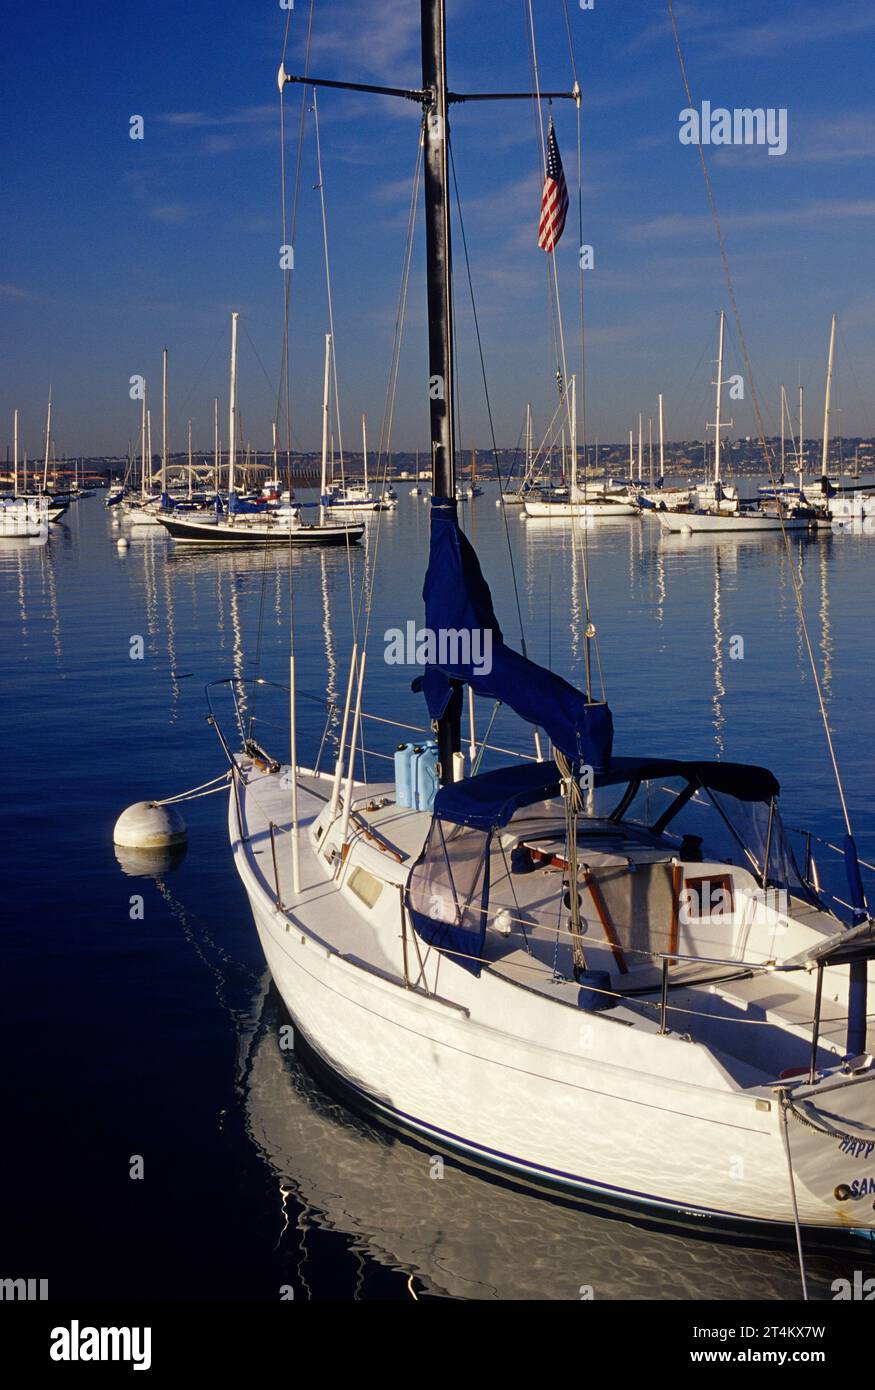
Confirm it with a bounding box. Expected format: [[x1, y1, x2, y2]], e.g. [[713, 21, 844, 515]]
[[838, 1134, 875, 1162]]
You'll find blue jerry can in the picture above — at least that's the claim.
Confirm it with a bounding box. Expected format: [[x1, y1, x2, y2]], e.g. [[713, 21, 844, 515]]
[[394, 742, 417, 808], [415, 740, 439, 812]]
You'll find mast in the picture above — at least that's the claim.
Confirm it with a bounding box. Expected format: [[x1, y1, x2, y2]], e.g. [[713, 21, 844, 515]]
[[213, 397, 219, 491], [147, 408, 153, 494], [43, 389, 52, 493], [228, 311, 239, 497], [361, 412, 368, 492], [569, 377, 577, 496], [421, 0, 460, 781], [658, 393, 665, 481], [711, 310, 728, 486], [161, 347, 168, 494], [272, 421, 278, 485], [13, 408, 19, 496], [637, 412, 643, 483], [780, 383, 786, 477], [320, 333, 331, 522], [821, 313, 836, 477], [798, 384, 804, 472], [648, 417, 654, 488], [187, 418, 193, 499], [628, 429, 633, 481], [141, 388, 147, 499]]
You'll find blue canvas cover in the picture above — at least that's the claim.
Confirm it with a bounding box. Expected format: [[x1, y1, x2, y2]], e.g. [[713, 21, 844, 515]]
[[228, 491, 262, 514], [433, 755, 780, 832], [419, 499, 613, 770]]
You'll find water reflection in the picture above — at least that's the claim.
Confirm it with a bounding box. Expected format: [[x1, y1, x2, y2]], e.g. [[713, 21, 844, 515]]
[[242, 980, 872, 1301]]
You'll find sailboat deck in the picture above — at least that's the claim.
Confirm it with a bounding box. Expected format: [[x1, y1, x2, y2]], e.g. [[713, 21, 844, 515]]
[[236, 761, 852, 1088]]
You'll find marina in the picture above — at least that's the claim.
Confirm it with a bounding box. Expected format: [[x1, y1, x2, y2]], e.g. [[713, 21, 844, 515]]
[[4, 0, 875, 1338]]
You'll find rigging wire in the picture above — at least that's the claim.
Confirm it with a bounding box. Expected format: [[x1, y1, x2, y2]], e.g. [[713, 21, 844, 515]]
[[525, 0, 605, 701], [448, 138, 529, 657], [666, 0, 857, 844], [312, 91, 347, 487], [355, 125, 425, 653]]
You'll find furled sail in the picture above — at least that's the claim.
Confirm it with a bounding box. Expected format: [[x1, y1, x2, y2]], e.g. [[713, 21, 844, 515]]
[[416, 499, 613, 770]]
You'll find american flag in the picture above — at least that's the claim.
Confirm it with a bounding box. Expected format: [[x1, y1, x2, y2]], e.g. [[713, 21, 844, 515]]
[[538, 120, 569, 253]]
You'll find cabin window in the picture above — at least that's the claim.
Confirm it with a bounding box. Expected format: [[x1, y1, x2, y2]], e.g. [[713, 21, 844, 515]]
[[681, 873, 734, 922], [348, 866, 384, 909]]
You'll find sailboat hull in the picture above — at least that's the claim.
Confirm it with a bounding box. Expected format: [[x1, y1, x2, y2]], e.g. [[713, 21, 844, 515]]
[[657, 510, 812, 534], [157, 515, 364, 545], [524, 498, 639, 518], [231, 767, 875, 1248]]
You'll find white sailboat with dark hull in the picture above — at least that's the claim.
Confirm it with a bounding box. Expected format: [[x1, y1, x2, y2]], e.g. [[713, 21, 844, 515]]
[[202, 3, 875, 1252], [159, 320, 364, 548]]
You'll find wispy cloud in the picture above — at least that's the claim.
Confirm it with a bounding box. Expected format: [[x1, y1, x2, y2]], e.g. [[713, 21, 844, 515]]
[[312, 1, 421, 82], [158, 105, 273, 130], [629, 0, 875, 60], [780, 112, 875, 166], [122, 170, 199, 225], [148, 202, 197, 225], [0, 283, 33, 300], [627, 197, 875, 241]]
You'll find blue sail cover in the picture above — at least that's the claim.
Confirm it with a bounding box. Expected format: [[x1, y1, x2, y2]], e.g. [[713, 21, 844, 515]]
[[418, 498, 613, 769], [228, 491, 261, 515]]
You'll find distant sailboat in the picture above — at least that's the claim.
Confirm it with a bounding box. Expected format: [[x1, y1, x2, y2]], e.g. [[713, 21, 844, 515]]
[[658, 314, 814, 534], [159, 322, 364, 546]]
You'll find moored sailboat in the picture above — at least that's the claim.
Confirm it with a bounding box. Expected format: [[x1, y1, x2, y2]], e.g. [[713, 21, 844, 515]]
[[194, 2, 875, 1253], [158, 320, 364, 547], [658, 314, 815, 535]]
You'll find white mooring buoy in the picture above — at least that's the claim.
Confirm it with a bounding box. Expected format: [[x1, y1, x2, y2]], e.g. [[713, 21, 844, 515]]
[[113, 800, 187, 850], [116, 536, 129, 550]]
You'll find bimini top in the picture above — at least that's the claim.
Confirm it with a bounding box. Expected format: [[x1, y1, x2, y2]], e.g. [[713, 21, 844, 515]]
[[433, 756, 781, 830]]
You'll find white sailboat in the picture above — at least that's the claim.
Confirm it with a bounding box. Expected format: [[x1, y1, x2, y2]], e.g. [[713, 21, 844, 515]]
[[199, 3, 875, 1253], [159, 321, 364, 547], [800, 315, 875, 518], [658, 314, 813, 534], [498, 404, 535, 505], [124, 368, 165, 527], [0, 419, 50, 539], [524, 381, 638, 518], [323, 411, 397, 514], [637, 394, 691, 511]]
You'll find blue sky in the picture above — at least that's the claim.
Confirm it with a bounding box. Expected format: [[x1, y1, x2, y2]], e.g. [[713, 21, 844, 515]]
[[2, 0, 875, 458]]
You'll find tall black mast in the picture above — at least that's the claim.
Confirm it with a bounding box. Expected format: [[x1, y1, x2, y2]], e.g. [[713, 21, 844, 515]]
[[278, 6, 577, 786], [421, 0, 461, 783]]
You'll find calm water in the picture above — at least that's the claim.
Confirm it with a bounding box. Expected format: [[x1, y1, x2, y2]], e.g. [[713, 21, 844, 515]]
[[2, 488, 874, 1300]]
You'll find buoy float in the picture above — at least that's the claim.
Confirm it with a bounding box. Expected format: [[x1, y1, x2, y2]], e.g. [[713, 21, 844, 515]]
[[117, 536, 129, 550], [113, 800, 187, 850]]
